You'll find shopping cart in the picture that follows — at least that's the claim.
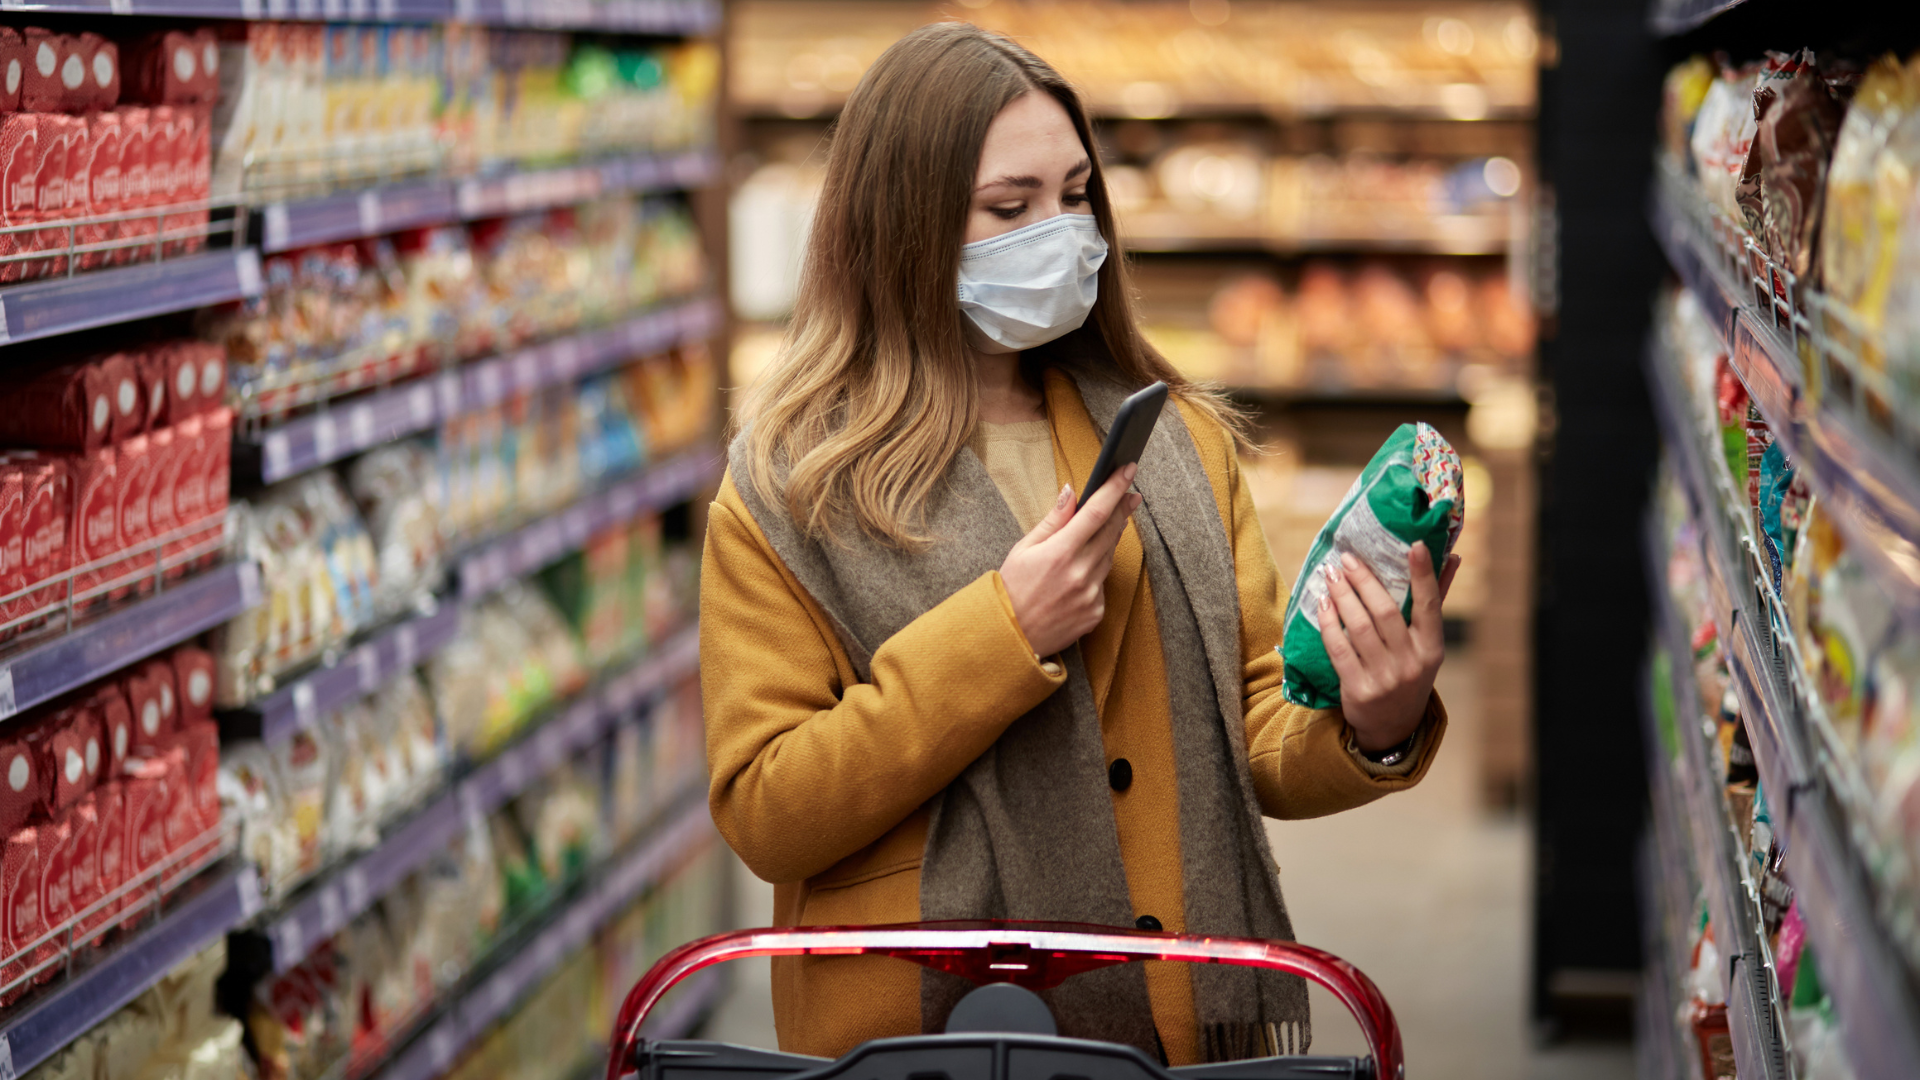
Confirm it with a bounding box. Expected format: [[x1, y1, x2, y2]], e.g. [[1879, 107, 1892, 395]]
[[608, 921, 1404, 1080]]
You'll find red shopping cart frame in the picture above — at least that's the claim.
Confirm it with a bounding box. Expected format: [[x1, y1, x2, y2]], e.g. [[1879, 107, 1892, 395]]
[[609, 921, 1403, 1080]]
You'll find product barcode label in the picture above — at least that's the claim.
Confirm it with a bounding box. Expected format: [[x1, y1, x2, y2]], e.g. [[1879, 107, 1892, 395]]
[[0, 1030, 16, 1080], [237, 870, 264, 919], [263, 204, 290, 250], [263, 431, 292, 481], [356, 647, 380, 694], [293, 682, 317, 727], [357, 191, 381, 236], [312, 413, 337, 463], [0, 667, 15, 721]]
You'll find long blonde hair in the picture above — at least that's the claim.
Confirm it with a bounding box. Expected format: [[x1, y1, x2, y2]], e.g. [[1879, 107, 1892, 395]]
[[740, 22, 1246, 548]]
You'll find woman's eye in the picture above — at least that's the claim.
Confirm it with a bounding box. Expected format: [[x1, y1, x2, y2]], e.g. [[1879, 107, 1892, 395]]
[[1064, 192, 1089, 207], [989, 205, 1025, 220]]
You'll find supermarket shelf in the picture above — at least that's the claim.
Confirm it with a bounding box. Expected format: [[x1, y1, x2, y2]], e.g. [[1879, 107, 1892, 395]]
[[259, 150, 719, 254], [1651, 174, 1920, 629], [226, 603, 464, 747], [1647, 330, 1920, 1080], [259, 626, 698, 974], [0, 249, 262, 349], [0, 562, 262, 723], [6, 0, 720, 32], [457, 449, 720, 600], [1645, 511, 1784, 1080], [372, 797, 715, 1080], [1648, 0, 1751, 36], [243, 296, 722, 484], [0, 863, 262, 1080]]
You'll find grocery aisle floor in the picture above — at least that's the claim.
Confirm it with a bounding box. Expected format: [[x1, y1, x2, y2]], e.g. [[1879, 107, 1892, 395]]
[[699, 647, 1634, 1080]]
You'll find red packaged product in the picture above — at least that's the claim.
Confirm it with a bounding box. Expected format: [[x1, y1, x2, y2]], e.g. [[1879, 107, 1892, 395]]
[[31, 704, 98, 812], [145, 425, 176, 551], [0, 730, 44, 835], [56, 33, 86, 112], [77, 32, 118, 111], [139, 656, 178, 734], [77, 112, 121, 272], [124, 668, 164, 751], [193, 29, 218, 103], [158, 752, 195, 857], [66, 796, 102, 940], [105, 352, 142, 444], [0, 114, 39, 284], [35, 816, 73, 978], [145, 106, 176, 206], [199, 405, 230, 516], [0, 358, 122, 450], [64, 444, 116, 607], [163, 413, 205, 567], [163, 342, 199, 421], [21, 29, 63, 113], [91, 782, 123, 927], [173, 646, 215, 726], [195, 345, 226, 415], [127, 32, 201, 106], [131, 348, 169, 433], [86, 683, 133, 778], [115, 435, 156, 594], [0, 29, 22, 114], [17, 455, 69, 623], [29, 113, 70, 279], [172, 721, 218, 832], [0, 465, 22, 635], [120, 755, 171, 917], [112, 106, 153, 265], [4, 826, 44, 1002]]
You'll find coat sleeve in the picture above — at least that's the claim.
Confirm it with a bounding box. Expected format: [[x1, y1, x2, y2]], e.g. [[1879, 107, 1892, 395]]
[[700, 476, 1068, 884], [1217, 435, 1448, 820]]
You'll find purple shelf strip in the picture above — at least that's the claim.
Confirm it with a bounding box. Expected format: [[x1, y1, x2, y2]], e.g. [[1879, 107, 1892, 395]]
[[252, 296, 719, 484], [457, 450, 721, 601], [263, 150, 716, 255], [0, 249, 262, 348], [262, 626, 698, 974], [374, 798, 714, 1080], [0, 562, 262, 724], [0, 866, 260, 1080]]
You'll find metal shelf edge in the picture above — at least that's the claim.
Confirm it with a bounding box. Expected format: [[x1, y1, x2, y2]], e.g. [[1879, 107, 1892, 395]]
[[0, 250, 261, 349], [0, 562, 262, 723]]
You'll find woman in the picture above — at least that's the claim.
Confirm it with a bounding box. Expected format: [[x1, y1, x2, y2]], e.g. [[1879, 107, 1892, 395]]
[[701, 22, 1457, 1067]]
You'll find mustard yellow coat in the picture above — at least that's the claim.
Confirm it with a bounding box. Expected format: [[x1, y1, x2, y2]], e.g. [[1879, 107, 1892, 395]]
[[700, 371, 1445, 1064]]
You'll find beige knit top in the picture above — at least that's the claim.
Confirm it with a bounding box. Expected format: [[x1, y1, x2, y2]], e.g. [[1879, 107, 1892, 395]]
[[968, 419, 1058, 533]]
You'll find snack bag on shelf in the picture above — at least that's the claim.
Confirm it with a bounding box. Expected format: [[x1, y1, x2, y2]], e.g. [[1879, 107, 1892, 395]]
[[1277, 423, 1465, 708], [1690, 61, 1761, 219], [1735, 49, 1854, 286], [1663, 56, 1717, 163], [216, 742, 298, 899], [347, 443, 446, 620]]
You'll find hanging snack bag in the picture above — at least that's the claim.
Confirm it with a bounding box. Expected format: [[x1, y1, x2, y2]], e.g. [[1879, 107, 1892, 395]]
[[1277, 422, 1464, 709]]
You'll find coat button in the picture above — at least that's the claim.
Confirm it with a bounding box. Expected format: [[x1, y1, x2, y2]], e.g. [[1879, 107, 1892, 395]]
[[1135, 915, 1162, 932], [1040, 660, 1064, 678], [1108, 758, 1133, 792]]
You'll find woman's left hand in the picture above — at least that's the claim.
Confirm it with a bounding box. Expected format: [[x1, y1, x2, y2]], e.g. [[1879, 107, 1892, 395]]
[[1319, 542, 1460, 753]]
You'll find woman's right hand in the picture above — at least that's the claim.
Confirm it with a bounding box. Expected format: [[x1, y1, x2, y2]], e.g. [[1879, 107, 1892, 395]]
[[1000, 464, 1143, 658]]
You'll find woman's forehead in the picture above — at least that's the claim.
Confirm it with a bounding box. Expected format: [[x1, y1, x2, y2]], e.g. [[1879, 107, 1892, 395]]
[[975, 92, 1085, 185]]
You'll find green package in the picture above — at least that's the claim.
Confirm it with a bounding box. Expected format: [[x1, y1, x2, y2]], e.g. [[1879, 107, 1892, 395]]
[[1278, 422, 1465, 708]]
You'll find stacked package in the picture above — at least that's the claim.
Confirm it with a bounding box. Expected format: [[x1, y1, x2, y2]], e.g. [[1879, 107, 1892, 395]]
[[0, 645, 221, 1003], [0, 342, 231, 636], [0, 26, 219, 281]]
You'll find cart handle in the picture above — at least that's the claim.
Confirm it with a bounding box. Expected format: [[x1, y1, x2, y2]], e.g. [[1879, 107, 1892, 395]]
[[609, 921, 1402, 1080]]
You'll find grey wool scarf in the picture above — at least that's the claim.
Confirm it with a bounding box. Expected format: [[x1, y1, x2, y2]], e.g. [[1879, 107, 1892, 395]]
[[726, 366, 1310, 1061]]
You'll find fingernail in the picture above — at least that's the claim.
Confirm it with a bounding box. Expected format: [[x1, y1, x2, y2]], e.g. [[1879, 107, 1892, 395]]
[[1056, 485, 1072, 508], [1411, 541, 1427, 556], [1319, 596, 1330, 612], [1340, 552, 1359, 571], [1327, 566, 1342, 585]]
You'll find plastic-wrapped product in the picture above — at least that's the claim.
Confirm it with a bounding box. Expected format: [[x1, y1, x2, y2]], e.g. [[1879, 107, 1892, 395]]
[[271, 728, 332, 887], [1691, 62, 1761, 219], [368, 673, 443, 814], [218, 741, 292, 895], [1734, 50, 1853, 285], [1277, 423, 1464, 709], [347, 443, 446, 620], [324, 701, 382, 856]]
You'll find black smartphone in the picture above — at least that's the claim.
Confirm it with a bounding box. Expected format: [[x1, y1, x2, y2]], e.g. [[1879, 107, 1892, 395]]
[[1078, 381, 1168, 511]]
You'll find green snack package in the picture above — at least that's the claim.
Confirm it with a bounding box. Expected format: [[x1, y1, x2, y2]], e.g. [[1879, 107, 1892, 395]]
[[1278, 422, 1464, 708]]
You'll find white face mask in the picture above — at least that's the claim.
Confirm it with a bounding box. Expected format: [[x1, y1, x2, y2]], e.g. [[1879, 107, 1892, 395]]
[[956, 213, 1108, 353]]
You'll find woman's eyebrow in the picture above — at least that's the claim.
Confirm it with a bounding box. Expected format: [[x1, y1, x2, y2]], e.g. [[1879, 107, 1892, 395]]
[[975, 158, 1093, 193]]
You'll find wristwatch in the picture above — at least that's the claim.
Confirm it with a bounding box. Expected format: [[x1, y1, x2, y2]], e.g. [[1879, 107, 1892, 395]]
[[1350, 729, 1417, 768]]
